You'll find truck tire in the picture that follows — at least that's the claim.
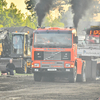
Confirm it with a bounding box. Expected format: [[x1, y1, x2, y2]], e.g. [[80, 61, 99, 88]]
[[68, 66, 77, 83], [34, 73, 42, 82], [76, 63, 86, 82]]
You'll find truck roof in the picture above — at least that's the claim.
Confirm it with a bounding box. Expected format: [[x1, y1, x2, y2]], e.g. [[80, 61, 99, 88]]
[[34, 27, 76, 35], [36, 27, 75, 31], [12, 32, 29, 35]]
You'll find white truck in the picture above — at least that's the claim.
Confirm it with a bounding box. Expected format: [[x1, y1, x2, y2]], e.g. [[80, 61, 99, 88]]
[[77, 26, 100, 80]]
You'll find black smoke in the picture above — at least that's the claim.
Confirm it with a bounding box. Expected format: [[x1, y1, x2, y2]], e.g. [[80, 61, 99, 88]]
[[34, 0, 93, 28], [35, 0, 53, 26], [71, 0, 93, 29]]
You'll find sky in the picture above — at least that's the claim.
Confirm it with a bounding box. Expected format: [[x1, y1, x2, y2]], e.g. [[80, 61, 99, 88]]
[[6, 0, 30, 14]]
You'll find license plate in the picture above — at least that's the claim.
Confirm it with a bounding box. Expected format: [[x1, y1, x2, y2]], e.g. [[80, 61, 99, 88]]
[[66, 69, 70, 72], [47, 69, 57, 71]]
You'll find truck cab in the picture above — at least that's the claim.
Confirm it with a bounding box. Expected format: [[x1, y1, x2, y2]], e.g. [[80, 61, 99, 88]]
[[32, 27, 85, 82]]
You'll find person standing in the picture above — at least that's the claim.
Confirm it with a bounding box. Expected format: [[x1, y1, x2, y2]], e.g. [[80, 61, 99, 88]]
[[6, 59, 15, 75]]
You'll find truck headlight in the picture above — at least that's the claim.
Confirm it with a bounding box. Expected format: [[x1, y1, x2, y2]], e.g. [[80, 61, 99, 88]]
[[65, 64, 70, 67], [34, 63, 39, 67], [32, 65, 34, 67]]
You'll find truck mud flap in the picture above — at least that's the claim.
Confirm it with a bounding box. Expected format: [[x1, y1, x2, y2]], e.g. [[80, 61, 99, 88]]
[[86, 60, 97, 81]]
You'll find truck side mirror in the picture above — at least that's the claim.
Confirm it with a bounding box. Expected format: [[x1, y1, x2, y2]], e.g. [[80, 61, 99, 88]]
[[74, 36, 78, 44]]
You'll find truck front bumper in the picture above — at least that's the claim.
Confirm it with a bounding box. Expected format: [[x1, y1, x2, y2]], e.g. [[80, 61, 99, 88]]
[[32, 68, 74, 74]]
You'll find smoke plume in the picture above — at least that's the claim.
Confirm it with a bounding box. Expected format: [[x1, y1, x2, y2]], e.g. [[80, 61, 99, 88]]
[[34, 0, 93, 28], [35, 0, 53, 26], [71, 0, 93, 29], [61, 7, 74, 27]]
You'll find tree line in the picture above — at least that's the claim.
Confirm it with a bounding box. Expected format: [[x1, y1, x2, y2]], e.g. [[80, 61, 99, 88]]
[[0, 0, 65, 29], [0, 0, 37, 29]]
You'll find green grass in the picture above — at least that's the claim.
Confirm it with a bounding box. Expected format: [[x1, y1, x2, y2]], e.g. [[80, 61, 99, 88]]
[[15, 73, 33, 76]]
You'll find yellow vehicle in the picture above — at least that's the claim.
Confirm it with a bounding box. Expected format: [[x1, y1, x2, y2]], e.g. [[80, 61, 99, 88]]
[[0, 29, 32, 74], [11, 32, 32, 73]]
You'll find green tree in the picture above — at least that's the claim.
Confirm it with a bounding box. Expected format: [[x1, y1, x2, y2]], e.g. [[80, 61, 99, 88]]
[[0, 0, 37, 29], [25, 0, 36, 11], [0, 0, 7, 28], [23, 14, 37, 29], [43, 14, 64, 27], [6, 3, 24, 27], [0, 2, 24, 27]]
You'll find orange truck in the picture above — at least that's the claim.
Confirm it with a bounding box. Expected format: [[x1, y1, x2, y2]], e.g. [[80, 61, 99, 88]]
[[31, 27, 86, 82]]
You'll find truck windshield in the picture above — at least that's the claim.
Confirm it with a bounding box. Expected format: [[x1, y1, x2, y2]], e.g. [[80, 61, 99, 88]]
[[85, 35, 100, 44], [13, 34, 23, 54], [34, 32, 72, 48]]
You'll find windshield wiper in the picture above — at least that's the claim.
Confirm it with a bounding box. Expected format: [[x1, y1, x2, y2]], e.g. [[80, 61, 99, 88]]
[[34, 43, 47, 48], [34, 43, 72, 48], [46, 44, 57, 48], [56, 44, 72, 48]]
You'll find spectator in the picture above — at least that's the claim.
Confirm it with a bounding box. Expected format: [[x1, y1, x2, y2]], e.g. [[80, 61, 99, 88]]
[[6, 59, 15, 75]]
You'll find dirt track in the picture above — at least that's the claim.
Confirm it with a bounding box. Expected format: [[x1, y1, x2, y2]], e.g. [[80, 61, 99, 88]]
[[0, 75, 100, 100]]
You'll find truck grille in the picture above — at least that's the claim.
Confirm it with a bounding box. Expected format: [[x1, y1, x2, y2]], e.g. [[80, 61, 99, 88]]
[[34, 51, 71, 61], [41, 61, 64, 68]]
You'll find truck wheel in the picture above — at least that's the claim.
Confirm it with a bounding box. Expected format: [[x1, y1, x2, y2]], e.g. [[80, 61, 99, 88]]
[[34, 73, 42, 82], [69, 66, 77, 83], [76, 64, 86, 82]]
